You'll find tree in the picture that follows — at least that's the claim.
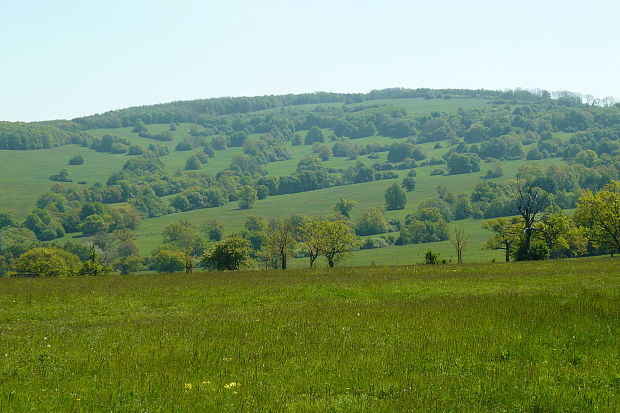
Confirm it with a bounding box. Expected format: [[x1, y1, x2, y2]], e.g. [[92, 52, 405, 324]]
[[451, 227, 468, 263], [202, 237, 254, 271], [151, 247, 186, 273], [113, 255, 143, 275], [334, 198, 356, 217], [385, 183, 407, 210], [401, 177, 416, 192], [204, 220, 224, 241], [513, 179, 549, 259], [238, 186, 258, 210], [535, 211, 587, 258], [14, 247, 81, 277], [424, 250, 441, 264], [80, 214, 108, 236], [574, 180, 620, 255], [185, 155, 201, 170], [313, 143, 332, 161], [69, 155, 84, 165], [304, 126, 325, 145], [482, 217, 522, 262], [356, 208, 389, 236], [49, 169, 72, 182], [79, 246, 112, 276], [312, 221, 359, 267], [447, 153, 481, 174], [0, 212, 16, 229], [264, 218, 297, 269], [163, 221, 203, 273], [299, 221, 322, 268]]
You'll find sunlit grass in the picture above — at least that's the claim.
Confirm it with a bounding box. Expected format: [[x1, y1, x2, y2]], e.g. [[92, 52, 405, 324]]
[[0, 257, 617, 411]]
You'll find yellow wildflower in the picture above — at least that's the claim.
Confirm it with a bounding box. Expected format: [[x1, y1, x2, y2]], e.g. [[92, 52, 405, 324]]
[[224, 382, 239, 389], [184, 383, 193, 391]]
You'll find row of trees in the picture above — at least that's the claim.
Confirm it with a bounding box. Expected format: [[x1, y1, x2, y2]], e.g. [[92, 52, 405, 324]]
[[484, 180, 620, 261]]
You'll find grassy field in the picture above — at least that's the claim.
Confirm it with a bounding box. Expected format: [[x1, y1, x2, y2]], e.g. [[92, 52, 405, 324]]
[[0, 257, 618, 411]]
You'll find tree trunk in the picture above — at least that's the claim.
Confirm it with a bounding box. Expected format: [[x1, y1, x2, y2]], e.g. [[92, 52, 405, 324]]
[[505, 243, 511, 262], [524, 228, 533, 257], [281, 253, 287, 270], [309, 254, 317, 268], [327, 257, 335, 267]]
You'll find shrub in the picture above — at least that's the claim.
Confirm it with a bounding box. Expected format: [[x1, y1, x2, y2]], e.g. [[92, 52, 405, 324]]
[[68, 155, 84, 165]]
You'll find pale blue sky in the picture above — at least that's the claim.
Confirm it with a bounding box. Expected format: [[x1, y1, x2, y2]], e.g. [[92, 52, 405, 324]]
[[1, 0, 618, 121]]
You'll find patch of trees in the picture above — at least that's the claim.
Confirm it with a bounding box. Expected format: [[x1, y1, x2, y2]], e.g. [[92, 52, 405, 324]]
[[0, 121, 88, 150], [397, 204, 450, 245]]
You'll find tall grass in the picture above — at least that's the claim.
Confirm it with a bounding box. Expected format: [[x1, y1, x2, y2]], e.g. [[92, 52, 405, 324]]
[[0, 258, 618, 411]]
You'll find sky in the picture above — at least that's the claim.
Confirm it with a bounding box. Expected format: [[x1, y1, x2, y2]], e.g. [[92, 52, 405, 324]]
[[1, 0, 619, 121]]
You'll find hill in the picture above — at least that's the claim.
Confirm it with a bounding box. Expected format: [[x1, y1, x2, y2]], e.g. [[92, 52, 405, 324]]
[[0, 88, 619, 272]]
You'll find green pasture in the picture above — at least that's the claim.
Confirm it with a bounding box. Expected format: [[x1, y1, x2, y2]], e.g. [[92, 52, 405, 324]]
[[0, 147, 128, 219], [1, 257, 618, 411]]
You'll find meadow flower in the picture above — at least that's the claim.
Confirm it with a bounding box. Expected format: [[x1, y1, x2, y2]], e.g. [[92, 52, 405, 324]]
[[184, 383, 193, 391], [224, 382, 239, 389], [201, 381, 211, 386]]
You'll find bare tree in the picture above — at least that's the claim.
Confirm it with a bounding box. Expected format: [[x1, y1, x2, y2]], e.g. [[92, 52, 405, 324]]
[[513, 179, 550, 256], [451, 227, 468, 263]]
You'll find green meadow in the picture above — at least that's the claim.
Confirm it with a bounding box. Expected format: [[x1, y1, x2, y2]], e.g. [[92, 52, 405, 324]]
[[0, 257, 618, 411]]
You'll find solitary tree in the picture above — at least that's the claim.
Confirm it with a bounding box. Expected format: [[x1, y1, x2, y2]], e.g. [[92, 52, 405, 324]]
[[574, 180, 620, 255], [313, 221, 359, 267], [385, 183, 407, 210], [451, 227, 468, 263], [513, 179, 549, 259], [334, 198, 356, 217], [238, 186, 258, 210]]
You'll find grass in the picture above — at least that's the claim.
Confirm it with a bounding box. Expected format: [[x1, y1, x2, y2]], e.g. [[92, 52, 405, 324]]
[[0, 257, 618, 411], [0, 147, 129, 219]]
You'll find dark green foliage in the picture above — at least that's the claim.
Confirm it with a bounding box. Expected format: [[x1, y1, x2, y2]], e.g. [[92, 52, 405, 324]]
[[185, 155, 201, 170], [384, 183, 407, 210], [356, 208, 390, 236], [401, 177, 416, 191], [304, 126, 325, 145], [68, 155, 84, 165], [387, 142, 425, 163], [0, 212, 17, 229], [513, 238, 550, 261], [424, 250, 441, 264], [0, 121, 82, 150], [447, 152, 481, 174], [204, 220, 224, 241], [49, 169, 72, 182], [238, 186, 258, 209]]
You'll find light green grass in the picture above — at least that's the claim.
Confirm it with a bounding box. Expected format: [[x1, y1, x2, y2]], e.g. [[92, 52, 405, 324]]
[[0, 258, 618, 411], [0, 147, 129, 219]]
